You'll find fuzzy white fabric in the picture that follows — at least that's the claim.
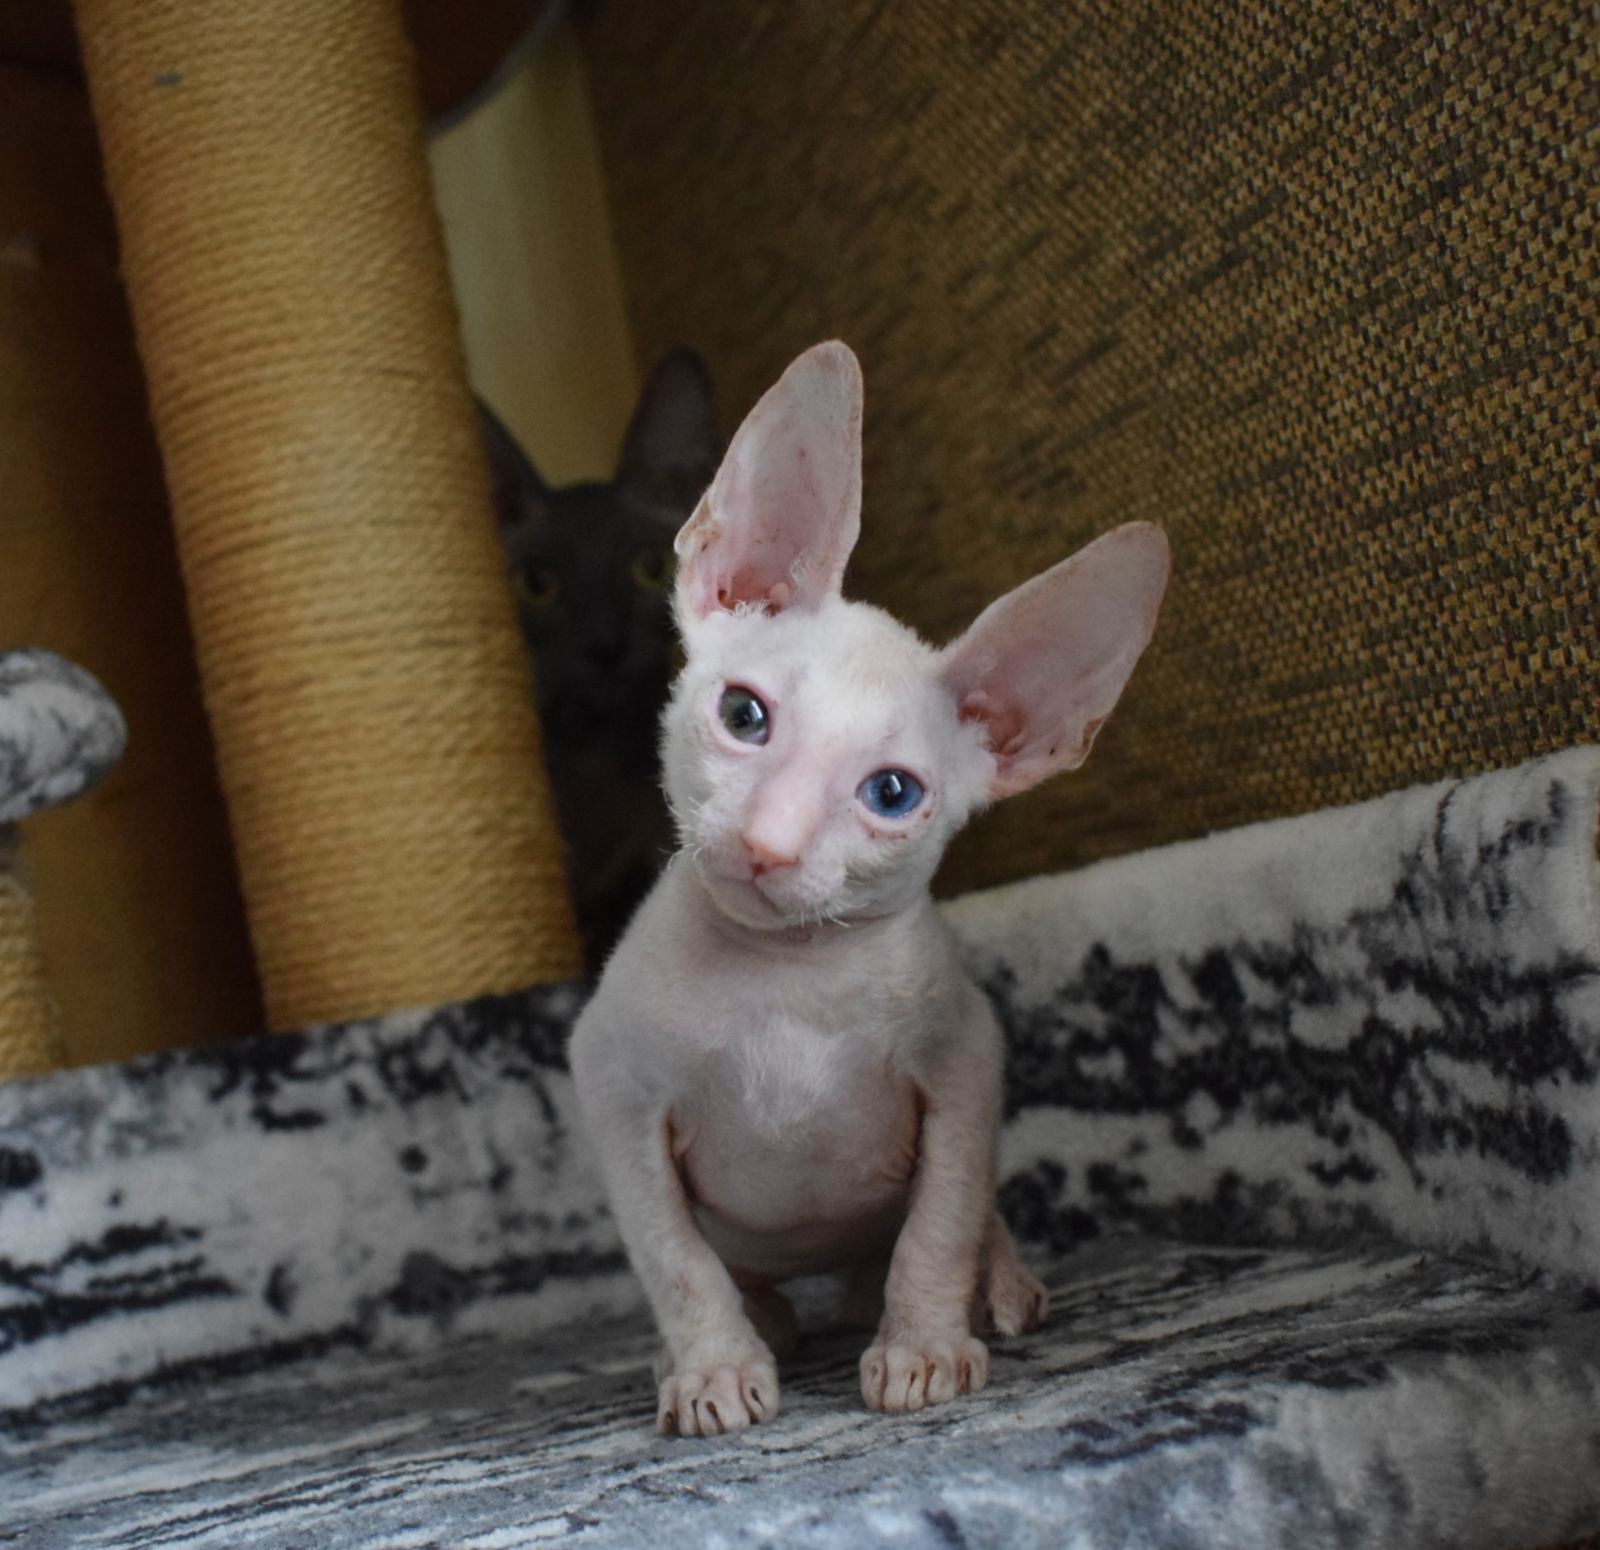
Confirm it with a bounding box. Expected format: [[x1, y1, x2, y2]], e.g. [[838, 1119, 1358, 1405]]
[[0, 650, 125, 825], [950, 746, 1600, 1284]]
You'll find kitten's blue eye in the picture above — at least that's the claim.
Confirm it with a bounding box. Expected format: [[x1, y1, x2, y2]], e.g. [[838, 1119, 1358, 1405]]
[[719, 686, 770, 745], [859, 768, 925, 818]]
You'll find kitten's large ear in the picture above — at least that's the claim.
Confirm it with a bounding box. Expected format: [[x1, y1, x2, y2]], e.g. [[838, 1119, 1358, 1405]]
[[940, 523, 1170, 799], [674, 340, 862, 620], [477, 397, 550, 532], [615, 347, 722, 517]]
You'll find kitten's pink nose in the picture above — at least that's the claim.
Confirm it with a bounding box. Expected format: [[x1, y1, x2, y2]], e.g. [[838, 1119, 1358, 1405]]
[[740, 781, 821, 877], [742, 833, 800, 875]]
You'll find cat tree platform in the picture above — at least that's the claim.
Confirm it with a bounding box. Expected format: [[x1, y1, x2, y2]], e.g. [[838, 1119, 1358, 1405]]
[[5, 750, 1599, 1547], [8, 1233, 1593, 1548]]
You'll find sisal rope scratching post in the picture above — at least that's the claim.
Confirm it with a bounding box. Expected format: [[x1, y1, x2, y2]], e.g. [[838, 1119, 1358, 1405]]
[[0, 833, 60, 1081], [0, 647, 126, 1082], [73, 0, 581, 1029]]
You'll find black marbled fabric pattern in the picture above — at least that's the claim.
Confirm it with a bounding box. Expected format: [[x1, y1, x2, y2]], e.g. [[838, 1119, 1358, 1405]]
[[0, 650, 126, 825], [952, 747, 1600, 1286], [0, 982, 629, 1428]]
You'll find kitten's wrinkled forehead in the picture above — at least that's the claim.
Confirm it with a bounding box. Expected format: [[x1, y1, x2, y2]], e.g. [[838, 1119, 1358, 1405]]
[[685, 597, 965, 784], [697, 597, 936, 700]]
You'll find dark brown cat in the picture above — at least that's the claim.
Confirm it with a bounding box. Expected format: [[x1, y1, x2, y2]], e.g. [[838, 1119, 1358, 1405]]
[[482, 349, 721, 973]]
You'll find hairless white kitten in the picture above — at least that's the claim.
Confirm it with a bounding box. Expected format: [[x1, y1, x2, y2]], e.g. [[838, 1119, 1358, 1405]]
[[570, 341, 1169, 1436]]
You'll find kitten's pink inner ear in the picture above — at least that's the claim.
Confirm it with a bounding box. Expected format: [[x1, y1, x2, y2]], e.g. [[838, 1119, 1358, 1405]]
[[942, 523, 1171, 799], [675, 341, 863, 619]]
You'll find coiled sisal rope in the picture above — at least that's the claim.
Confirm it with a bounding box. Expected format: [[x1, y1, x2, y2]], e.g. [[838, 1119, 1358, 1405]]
[[0, 832, 60, 1081], [73, 0, 582, 1029]]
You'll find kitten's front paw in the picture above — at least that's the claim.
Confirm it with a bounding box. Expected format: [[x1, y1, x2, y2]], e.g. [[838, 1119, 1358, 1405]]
[[657, 1351, 780, 1437], [860, 1332, 989, 1412]]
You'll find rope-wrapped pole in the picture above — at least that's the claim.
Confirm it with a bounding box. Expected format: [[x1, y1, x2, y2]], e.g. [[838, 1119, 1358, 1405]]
[[72, 0, 581, 1028], [0, 649, 128, 1081], [0, 833, 57, 1081]]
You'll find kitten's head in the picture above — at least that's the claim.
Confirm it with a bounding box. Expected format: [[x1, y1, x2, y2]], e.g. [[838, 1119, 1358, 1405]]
[[662, 341, 1170, 932], [485, 349, 720, 755]]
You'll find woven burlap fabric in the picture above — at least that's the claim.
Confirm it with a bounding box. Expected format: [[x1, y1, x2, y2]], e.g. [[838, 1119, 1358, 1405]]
[[0, 831, 60, 1082], [582, 0, 1599, 896], [74, 0, 581, 1029]]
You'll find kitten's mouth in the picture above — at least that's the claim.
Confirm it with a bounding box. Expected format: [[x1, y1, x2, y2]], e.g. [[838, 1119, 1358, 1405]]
[[694, 853, 835, 930], [737, 868, 799, 917]]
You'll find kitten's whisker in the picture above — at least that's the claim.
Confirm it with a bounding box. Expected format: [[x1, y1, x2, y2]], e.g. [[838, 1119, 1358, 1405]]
[[665, 792, 708, 834]]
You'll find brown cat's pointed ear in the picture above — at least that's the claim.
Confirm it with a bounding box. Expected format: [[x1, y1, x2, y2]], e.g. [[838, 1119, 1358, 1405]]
[[616, 347, 722, 519], [940, 523, 1171, 799], [675, 340, 863, 620], [477, 397, 551, 532]]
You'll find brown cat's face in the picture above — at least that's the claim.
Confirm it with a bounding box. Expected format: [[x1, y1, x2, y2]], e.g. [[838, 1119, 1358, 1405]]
[[483, 349, 721, 773]]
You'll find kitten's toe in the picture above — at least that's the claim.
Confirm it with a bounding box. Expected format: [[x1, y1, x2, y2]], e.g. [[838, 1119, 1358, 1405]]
[[860, 1333, 989, 1412], [658, 1352, 779, 1437]]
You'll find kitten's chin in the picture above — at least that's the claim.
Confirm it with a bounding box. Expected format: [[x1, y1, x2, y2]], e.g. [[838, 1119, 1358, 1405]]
[[691, 858, 836, 932], [699, 871, 800, 931]]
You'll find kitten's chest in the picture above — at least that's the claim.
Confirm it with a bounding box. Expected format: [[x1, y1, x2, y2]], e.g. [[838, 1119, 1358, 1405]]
[[674, 1016, 921, 1235], [702, 1015, 906, 1139]]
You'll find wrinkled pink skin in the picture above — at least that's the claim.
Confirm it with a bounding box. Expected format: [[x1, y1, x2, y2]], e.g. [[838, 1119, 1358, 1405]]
[[570, 342, 1169, 1437]]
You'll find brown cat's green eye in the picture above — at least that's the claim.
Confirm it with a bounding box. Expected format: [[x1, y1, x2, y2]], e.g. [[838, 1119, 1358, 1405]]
[[631, 547, 673, 594], [515, 565, 560, 609]]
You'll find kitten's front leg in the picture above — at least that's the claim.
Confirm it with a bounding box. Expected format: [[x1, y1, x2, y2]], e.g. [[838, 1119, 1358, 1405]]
[[861, 989, 1003, 1413], [571, 1023, 778, 1436]]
